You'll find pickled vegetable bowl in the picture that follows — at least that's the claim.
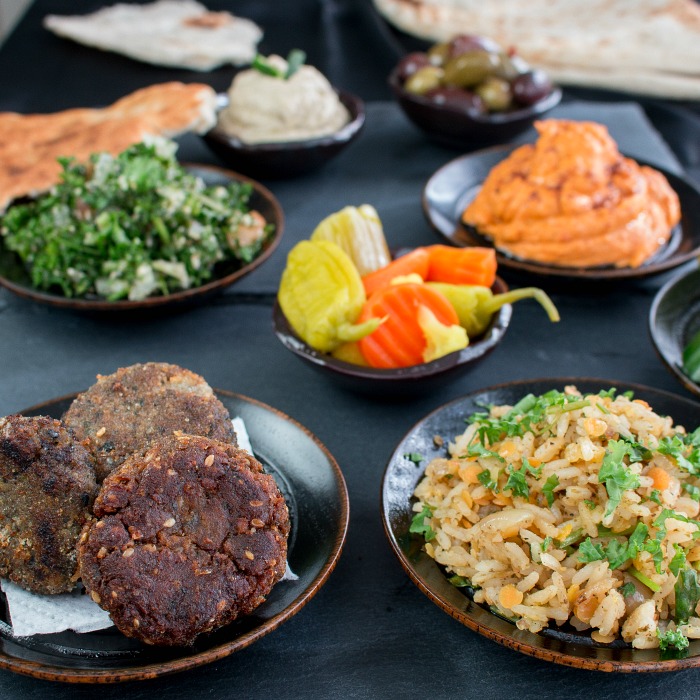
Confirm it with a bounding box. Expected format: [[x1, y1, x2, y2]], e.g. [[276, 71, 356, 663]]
[[277, 204, 559, 370]]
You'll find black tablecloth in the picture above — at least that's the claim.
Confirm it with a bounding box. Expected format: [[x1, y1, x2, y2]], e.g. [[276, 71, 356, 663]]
[[2, 1, 700, 697]]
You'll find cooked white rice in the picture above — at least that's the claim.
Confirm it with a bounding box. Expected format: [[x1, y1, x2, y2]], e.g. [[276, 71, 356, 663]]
[[411, 386, 700, 650]]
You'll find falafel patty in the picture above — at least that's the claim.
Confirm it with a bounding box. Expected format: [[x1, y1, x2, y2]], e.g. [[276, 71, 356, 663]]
[[63, 362, 237, 482], [0, 414, 98, 594], [78, 433, 290, 646]]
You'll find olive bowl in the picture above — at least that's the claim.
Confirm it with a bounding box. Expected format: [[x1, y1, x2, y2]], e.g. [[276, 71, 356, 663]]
[[201, 90, 365, 180], [271, 276, 512, 398], [388, 66, 562, 150]]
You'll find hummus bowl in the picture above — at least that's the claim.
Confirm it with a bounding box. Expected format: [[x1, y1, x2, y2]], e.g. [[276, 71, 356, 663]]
[[201, 90, 365, 180]]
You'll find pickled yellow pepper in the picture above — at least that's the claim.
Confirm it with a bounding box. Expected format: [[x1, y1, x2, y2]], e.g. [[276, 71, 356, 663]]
[[278, 240, 382, 352], [426, 283, 560, 337]]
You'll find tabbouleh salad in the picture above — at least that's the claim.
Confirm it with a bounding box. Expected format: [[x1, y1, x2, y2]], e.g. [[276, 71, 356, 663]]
[[0, 137, 272, 301]]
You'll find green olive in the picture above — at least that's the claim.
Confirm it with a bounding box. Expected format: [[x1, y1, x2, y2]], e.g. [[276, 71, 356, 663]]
[[427, 41, 451, 66], [442, 50, 500, 88], [494, 52, 522, 81], [404, 65, 444, 95], [475, 76, 513, 111]]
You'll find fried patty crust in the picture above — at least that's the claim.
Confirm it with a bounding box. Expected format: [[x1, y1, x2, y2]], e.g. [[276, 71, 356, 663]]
[[0, 414, 98, 594], [63, 362, 237, 482], [78, 433, 289, 646]]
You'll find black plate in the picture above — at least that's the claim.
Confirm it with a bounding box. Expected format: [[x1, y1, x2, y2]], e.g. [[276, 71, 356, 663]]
[[649, 263, 700, 399], [0, 390, 349, 683], [382, 378, 700, 672], [422, 145, 700, 282], [0, 165, 284, 313]]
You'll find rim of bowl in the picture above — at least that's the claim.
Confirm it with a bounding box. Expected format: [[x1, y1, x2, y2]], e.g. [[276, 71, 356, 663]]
[[388, 67, 562, 124], [204, 89, 366, 153], [272, 276, 513, 383]]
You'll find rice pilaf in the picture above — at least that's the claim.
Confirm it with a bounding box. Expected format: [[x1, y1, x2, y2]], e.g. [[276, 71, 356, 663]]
[[411, 386, 700, 651]]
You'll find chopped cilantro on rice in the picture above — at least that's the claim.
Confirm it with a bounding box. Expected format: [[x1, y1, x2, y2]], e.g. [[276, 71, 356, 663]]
[[411, 386, 700, 650]]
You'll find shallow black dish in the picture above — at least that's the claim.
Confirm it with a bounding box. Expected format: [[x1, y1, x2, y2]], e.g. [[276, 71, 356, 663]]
[[0, 165, 284, 313], [389, 67, 562, 150], [422, 145, 700, 282], [382, 377, 700, 672], [272, 276, 511, 397], [649, 263, 700, 399], [0, 390, 349, 683], [201, 90, 365, 180]]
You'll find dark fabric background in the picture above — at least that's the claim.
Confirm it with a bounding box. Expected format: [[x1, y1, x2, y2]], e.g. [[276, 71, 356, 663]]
[[2, 2, 700, 697]]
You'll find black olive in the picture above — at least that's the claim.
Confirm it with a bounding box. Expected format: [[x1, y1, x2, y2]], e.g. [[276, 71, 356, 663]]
[[512, 70, 553, 106], [396, 52, 432, 82], [425, 86, 486, 115]]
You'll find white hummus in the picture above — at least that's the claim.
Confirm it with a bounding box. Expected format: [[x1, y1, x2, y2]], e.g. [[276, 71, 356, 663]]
[[218, 55, 351, 144]]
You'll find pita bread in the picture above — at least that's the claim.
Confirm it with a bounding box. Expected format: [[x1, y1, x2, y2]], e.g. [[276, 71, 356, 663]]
[[373, 0, 700, 99], [44, 0, 262, 71], [0, 82, 217, 212]]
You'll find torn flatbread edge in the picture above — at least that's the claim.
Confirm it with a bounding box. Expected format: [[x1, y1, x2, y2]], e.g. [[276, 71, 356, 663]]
[[372, 0, 700, 99], [44, 0, 263, 71]]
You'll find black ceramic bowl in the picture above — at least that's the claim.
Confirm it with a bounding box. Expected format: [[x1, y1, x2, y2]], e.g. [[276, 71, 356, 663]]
[[201, 90, 365, 180], [388, 67, 562, 149], [649, 263, 700, 399], [272, 277, 512, 397], [0, 164, 284, 314]]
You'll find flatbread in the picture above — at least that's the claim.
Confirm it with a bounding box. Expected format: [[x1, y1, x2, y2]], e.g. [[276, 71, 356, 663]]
[[44, 0, 262, 71], [0, 82, 217, 212], [373, 0, 700, 99]]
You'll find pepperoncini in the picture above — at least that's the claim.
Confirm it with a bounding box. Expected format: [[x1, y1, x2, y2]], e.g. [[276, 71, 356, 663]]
[[310, 204, 391, 276], [278, 240, 382, 353], [417, 305, 468, 363], [426, 283, 560, 337]]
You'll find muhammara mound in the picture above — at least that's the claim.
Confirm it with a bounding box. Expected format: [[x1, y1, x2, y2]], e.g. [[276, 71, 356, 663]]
[[77, 433, 290, 646], [0, 415, 97, 594], [462, 120, 681, 268], [63, 362, 237, 482]]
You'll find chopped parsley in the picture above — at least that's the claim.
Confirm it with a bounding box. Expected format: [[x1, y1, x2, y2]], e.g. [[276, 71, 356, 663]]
[[467, 389, 589, 447], [503, 458, 542, 499], [658, 434, 700, 476], [657, 628, 690, 652], [503, 465, 529, 498], [477, 469, 499, 492], [674, 567, 700, 625], [620, 582, 636, 597], [542, 474, 559, 507], [670, 544, 687, 576], [1, 139, 270, 301], [404, 452, 424, 465], [648, 489, 663, 505], [578, 522, 650, 570], [409, 505, 436, 541], [598, 440, 641, 516]]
